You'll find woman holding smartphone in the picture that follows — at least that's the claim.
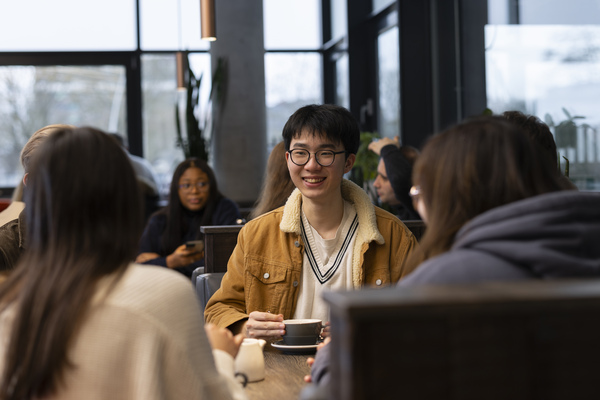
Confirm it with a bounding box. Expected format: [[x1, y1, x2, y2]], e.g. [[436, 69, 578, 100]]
[[136, 158, 241, 278]]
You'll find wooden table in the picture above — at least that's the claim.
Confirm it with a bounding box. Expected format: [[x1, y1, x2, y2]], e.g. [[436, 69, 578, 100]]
[[245, 344, 312, 400]]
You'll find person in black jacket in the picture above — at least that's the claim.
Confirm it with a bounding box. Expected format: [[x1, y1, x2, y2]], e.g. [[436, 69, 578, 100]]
[[369, 137, 421, 220], [136, 158, 241, 278]]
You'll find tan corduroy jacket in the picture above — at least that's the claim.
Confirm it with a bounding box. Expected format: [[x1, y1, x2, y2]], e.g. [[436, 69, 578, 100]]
[[205, 179, 419, 329]]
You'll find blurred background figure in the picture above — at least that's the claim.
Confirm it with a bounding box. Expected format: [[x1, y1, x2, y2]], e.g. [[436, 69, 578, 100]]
[[0, 182, 24, 227], [0, 127, 246, 400], [369, 137, 421, 220], [501, 110, 576, 190], [248, 141, 295, 220], [110, 133, 162, 222], [0, 124, 73, 274], [136, 158, 241, 278]]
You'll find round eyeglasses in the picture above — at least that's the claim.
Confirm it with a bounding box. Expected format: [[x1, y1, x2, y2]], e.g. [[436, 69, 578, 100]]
[[287, 149, 346, 167], [179, 182, 210, 192], [409, 186, 421, 202]]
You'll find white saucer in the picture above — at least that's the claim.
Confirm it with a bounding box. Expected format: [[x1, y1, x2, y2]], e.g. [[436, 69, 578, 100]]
[[271, 340, 319, 354]]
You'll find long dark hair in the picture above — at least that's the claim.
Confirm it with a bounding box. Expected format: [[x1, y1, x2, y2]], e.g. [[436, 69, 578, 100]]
[[249, 141, 296, 219], [158, 158, 223, 252], [0, 127, 143, 399], [405, 116, 566, 270]]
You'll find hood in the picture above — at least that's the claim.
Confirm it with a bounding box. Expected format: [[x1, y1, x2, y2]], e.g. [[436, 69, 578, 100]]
[[453, 190, 600, 278]]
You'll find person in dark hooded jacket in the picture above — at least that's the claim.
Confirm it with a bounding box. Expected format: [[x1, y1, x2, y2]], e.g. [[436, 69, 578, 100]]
[[306, 115, 600, 392], [399, 115, 599, 285]]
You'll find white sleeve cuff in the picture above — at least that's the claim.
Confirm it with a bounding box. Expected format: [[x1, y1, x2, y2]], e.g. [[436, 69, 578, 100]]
[[212, 348, 236, 376]]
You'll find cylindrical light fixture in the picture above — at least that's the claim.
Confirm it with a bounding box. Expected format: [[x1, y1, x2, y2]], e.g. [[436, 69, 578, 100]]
[[176, 51, 189, 90], [200, 0, 216, 41]]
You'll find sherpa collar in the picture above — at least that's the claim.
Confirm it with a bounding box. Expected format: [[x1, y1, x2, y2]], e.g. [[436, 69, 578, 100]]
[[279, 179, 384, 245]]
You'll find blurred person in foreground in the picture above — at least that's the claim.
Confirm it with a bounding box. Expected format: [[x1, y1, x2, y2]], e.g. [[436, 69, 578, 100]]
[[0, 127, 246, 400], [248, 141, 296, 220], [136, 158, 241, 278], [368, 136, 421, 220], [0, 124, 73, 273], [205, 104, 419, 339], [305, 116, 600, 393]]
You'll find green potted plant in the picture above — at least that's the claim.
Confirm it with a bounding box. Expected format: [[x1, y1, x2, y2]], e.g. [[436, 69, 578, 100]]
[[544, 107, 593, 178], [348, 131, 380, 200], [545, 107, 584, 150]]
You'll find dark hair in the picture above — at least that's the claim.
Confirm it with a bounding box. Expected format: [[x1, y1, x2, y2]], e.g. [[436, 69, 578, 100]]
[[108, 132, 126, 148], [282, 104, 360, 155], [502, 111, 558, 171], [405, 116, 565, 269], [384, 145, 420, 218], [249, 141, 296, 219], [158, 158, 223, 252], [0, 127, 143, 399]]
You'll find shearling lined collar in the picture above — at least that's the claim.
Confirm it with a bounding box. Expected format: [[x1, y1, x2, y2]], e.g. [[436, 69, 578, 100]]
[[279, 179, 384, 245]]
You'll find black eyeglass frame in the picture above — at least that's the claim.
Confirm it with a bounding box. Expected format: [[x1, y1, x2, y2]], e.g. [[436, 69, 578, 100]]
[[287, 149, 346, 167]]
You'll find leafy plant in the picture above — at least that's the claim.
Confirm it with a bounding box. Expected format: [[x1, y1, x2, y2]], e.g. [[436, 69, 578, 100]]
[[175, 54, 227, 161], [544, 107, 585, 149], [560, 155, 570, 178], [348, 131, 380, 198]]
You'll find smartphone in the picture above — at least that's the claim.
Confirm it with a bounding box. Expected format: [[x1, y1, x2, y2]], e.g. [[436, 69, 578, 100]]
[[185, 240, 204, 253]]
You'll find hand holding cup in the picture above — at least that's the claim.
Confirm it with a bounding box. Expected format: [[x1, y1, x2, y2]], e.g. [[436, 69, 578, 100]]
[[282, 319, 322, 345]]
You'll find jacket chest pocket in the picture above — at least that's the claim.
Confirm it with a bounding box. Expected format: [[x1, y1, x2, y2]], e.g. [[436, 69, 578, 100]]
[[245, 258, 291, 313], [364, 266, 391, 287]]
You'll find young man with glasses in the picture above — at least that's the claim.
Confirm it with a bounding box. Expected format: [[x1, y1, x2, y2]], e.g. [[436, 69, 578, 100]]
[[205, 104, 419, 339]]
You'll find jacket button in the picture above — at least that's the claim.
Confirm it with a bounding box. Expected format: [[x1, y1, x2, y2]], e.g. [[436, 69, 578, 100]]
[[293, 281, 298, 287], [376, 279, 382, 286], [263, 273, 270, 279], [294, 241, 300, 247]]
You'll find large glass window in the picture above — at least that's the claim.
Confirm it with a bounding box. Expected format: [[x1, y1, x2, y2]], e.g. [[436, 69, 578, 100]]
[[264, 53, 322, 147], [140, 0, 209, 51], [0, 65, 126, 187], [485, 0, 600, 190], [377, 26, 400, 139], [335, 52, 350, 109], [264, 0, 323, 150], [331, 0, 348, 41], [141, 53, 211, 197], [0, 0, 136, 51], [373, 0, 395, 13], [264, 0, 321, 49]]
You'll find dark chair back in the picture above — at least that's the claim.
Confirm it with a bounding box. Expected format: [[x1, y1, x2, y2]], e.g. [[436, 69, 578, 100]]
[[402, 219, 426, 241], [200, 225, 243, 273], [323, 279, 600, 400], [194, 272, 225, 312]]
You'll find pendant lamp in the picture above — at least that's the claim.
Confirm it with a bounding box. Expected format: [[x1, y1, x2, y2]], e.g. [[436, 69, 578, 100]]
[[176, 51, 188, 90], [200, 0, 216, 41]]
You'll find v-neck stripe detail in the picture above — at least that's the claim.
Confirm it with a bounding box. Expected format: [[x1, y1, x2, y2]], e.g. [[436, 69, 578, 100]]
[[300, 214, 359, 284]]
